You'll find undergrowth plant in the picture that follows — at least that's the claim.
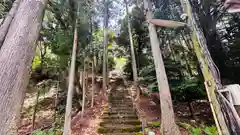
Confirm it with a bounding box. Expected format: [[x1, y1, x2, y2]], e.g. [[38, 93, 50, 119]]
[[203, 126, 218, 135], [189, 126, 218, 135], [32, 128, 62, 135]]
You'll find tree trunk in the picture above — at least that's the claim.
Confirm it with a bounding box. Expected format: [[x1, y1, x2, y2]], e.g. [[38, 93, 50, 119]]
[[53, 81, 59, 134], [63, 21, 78, 135], [32, 89, 40, 131], [0, 0, 47, 134], [188, 101, 195, 118], [91, 61, 95, 107], [124, 0, 140, 100], [102, 0, 109, 95], [0, 0, 22, 48], [143, 0, 181, 134], [85, 62, 89, 92], [81, 61, 86, 118], [81, 70, 84, 88]]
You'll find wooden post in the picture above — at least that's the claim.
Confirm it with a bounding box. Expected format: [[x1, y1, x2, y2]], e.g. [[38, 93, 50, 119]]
[[144, 0, 181, 134]]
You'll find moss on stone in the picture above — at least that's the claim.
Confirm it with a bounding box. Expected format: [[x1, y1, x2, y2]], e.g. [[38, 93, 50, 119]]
[[134, 125, 142, 130], [102, 116, 111, 119], [119, 125, 142, 132], [120, 127, 129, 132], [148, 121, 160, 127], [97, 127, 106, 133], [177, 122, 192, 129]]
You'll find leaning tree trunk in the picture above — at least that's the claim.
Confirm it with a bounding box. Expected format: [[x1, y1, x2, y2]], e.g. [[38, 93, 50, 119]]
[[179, 0, 230, 134], [0, 0, 47, 134], [102, 0, 109, 95], [143, 0, 181, 134], [0, 0, 22, 48], [124, 0, 140, 100], [63, 21, 78, 135]]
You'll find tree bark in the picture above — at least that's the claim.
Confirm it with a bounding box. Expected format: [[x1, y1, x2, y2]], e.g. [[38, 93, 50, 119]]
[[32, 89, 40, 131], [63, 21, 78, 135], [102, 0, 109, 95], [188, 101, 195, 118], [81, 61, 86, 118], [124, 0, 140, 100], [91, 61, 95, 107], [81, 70, 84, 88], [0, 0, 47, 134], [143, 0, 181, 134], [85, 62, 89, 92], [53, 81, 59, 134], [0, 0, 22, 48]]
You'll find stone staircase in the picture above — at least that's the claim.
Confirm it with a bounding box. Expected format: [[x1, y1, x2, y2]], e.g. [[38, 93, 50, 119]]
[[98, 82, 142, 135]]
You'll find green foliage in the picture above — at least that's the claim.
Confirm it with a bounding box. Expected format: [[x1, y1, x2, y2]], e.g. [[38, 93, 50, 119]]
[[50, 29, 73, 56], [189, 127, 202, 135], [147, 82, 158, 92], [32, 55, 41, 70], [144, 128, 150, 133], [97, 127, 106, 133], [171, 78, 206, 102], [203, 126, 218, 135], [147, 121, 161, 127], [177, 122, 192, 129], [0, 1, 13, 18], [32, 128, 55, 135], [188, 126, 218, 135]]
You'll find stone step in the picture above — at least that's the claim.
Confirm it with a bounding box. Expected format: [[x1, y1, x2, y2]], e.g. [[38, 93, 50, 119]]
[[107, 107, 134, 111], [109, 103, 133, 106], [104, 107, 135, 112], [110, 97, 132, 100], [110, 99, 132, 102], [109, 100, 133, 103], [103, 111, 136, 115], [98, 124, 142, 133], [110, 102, 133, 105], [102, 113, 137, 117], [109, 102, 132, 104], [109, 99, 132, 101], [101, 114, 138, 120], [104, 105, 134, 109], [110, 93, 127, 95], [100, 119, 141, 126], [109, 105, 133, 108], [110, 94, 131, 96]]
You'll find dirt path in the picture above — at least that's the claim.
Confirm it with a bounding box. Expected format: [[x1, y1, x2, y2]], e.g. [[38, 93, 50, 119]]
[[71, 96, 106, 135]]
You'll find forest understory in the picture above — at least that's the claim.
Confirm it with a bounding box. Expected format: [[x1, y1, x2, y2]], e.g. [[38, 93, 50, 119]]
[[18, 77, 215, 135]]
